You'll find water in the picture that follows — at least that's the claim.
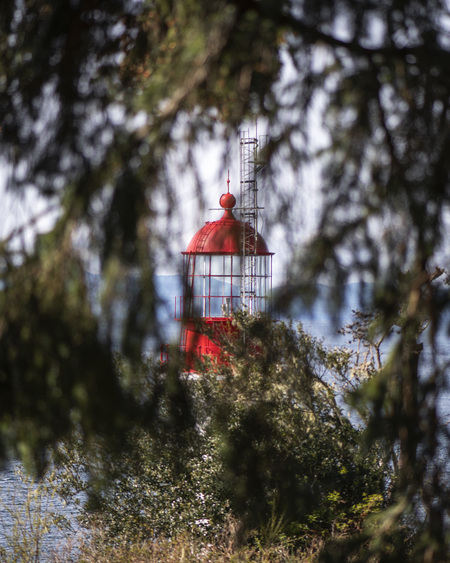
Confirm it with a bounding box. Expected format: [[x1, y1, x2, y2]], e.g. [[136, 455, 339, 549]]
[[0, 464, 82, 561]]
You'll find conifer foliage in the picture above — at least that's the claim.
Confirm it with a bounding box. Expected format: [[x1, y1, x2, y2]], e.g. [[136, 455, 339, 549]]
[[1, 1, 450, 559]]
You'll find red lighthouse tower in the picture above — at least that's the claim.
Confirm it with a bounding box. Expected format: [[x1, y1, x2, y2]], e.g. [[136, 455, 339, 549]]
[[176, 179, 273, 367]]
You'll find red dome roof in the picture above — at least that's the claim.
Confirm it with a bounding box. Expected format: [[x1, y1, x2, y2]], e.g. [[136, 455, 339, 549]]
[[184, 192, 271, 255]]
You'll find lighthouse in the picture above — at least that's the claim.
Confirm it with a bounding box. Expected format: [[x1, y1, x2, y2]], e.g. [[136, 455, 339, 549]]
[[176, 176, 273, 367]]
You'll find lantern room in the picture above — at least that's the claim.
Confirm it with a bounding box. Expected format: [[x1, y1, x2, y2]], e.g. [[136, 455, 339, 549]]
[[176, 183, 273, 364]]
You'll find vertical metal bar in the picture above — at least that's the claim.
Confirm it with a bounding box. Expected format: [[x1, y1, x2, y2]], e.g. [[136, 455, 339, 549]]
[[203, 256, 206, 317], [240, 130, 258, 314]]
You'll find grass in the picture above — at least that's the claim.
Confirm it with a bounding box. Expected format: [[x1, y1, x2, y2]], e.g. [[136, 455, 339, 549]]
[[52, 515, 326, 563], [69, 532, 323, 563]]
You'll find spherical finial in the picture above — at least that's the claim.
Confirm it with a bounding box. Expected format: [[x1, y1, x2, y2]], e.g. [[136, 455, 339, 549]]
[[220, 192, 236, 209]]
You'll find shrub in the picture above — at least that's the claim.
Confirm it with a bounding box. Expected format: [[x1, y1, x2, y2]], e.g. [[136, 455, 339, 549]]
[[55, 316, 391, 551]]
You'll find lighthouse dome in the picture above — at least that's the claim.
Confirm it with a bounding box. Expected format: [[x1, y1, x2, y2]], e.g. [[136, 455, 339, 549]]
[[184, 192, 271, 255]]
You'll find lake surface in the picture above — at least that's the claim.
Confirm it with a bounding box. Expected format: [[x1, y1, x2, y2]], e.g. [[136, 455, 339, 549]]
[[0, 463, 82, 560]]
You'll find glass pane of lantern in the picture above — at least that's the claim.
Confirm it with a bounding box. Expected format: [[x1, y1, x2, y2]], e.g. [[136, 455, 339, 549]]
[[192, 275, 202, 297], [222, 297, 232, 316], [260, 256, 266, 277], [184, 255, 193, 278], [232, 255, 241, 276], [224, 256, 232, 276], [210, 255, 222, 276], [231, 277, 240, 296]]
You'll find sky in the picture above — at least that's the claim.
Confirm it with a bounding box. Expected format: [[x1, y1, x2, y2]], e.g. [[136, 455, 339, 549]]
[[0, 41, 327, 288], [0, 121, 324, 291], [0, 171, 61, 256]]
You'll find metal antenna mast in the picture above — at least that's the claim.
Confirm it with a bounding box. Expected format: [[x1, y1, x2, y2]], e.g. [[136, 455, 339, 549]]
[[239, 129, 267, 314]]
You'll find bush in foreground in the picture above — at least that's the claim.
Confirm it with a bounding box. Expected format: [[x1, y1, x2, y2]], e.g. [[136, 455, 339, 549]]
[[55, 316, 397, 558]]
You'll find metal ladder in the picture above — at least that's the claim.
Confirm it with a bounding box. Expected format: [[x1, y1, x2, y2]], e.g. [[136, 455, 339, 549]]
[[239, 130, 267, 314]]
